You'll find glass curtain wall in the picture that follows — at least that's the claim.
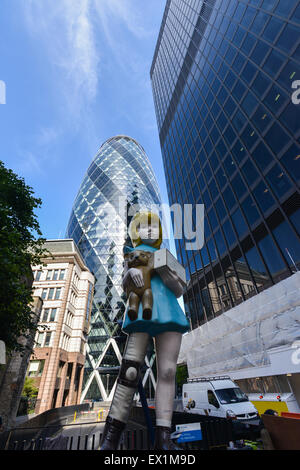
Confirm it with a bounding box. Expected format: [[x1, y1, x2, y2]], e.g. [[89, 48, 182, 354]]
[[66, 135, 164, 401], [151, 0, 300, 328]]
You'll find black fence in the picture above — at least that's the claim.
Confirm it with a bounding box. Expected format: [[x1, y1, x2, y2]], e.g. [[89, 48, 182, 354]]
[[4, 425, 150, 451], [1, 406, 262, 451], [130, 407, 235, 450]]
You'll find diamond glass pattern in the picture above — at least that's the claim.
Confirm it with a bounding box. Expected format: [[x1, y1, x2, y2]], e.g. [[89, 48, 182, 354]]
[[66, 135, 164, 401]]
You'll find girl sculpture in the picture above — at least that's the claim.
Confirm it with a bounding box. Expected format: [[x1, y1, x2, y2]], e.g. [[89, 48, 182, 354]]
[[100, 211, 189, 450]]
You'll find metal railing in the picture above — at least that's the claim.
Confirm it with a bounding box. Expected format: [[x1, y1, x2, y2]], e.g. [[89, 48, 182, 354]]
[[1, 406, 261, 451], [187, 376, 231, 383], [7, 427, 151, 451]]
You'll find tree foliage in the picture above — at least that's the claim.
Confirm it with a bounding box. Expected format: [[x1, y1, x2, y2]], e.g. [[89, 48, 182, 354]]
[[0, 160, 46, 353], [22, 376, 39, 399], [176, 363, 188, 389]]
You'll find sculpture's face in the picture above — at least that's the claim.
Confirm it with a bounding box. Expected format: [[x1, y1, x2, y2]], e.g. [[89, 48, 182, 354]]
[[137, 220, 160, 245], [127, 250, 150, 267]]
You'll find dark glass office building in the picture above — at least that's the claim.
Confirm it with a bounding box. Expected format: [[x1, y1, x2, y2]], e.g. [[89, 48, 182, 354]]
[[151, 0, 300, 329], [66, 135, 164, 401]]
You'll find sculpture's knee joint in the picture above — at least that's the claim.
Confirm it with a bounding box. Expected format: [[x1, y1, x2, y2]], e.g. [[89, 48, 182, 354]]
[[118, 359, 141, 388], [160, 366, 176, 382]]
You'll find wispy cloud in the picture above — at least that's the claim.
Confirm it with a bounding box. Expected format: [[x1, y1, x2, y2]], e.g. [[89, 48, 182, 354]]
[[15, 126, 60, 176], [22, 0, 158, 118], [95, 0, 153, 41], [22, 0, 99, 117], [20, 0, 162, 170]]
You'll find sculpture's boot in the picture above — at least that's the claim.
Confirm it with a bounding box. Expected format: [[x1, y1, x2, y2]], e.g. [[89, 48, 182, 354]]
[[99, 416, 126, 450], [153, 426, 182, 451]]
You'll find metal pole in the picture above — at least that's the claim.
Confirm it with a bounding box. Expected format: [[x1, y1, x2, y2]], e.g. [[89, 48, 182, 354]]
[[138, 379, 155, 446]]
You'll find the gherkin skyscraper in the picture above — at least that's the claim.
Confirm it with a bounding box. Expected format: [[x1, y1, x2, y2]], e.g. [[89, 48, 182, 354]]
[[66, 135, 164, 401]]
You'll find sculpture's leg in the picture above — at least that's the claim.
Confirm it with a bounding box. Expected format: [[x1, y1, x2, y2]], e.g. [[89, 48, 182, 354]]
[[154, 331, 182, 450], [99, 332, 149, 450], [128, 292, 139, 321], [142, 288, 153, 320]]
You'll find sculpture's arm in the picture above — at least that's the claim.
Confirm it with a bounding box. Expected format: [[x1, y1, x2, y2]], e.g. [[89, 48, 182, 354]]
[[158, 269, 184, 298]]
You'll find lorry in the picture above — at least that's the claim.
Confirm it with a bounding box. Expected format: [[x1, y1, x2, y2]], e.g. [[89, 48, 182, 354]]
[[182, 376, 259, 420]]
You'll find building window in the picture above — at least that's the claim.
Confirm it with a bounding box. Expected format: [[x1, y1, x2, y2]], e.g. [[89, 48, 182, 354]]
[[41, 308, 57, 322], [252, 181, 276, 213], [53, 269, 59, 280], [59, 269, 65, 280], [232, 173, 247, 200], [214, 229, 227, 256], [265, 164, 292, 198], [223, 218, 236, 247], [276, 23, 299, 55], [36, 331, 52, 348], [252, 105, 272, 133], [223, 185, 237, 211], [49, 308, 57, 322], [41, 289, 47, 300], [42, 308, 50, 322], [263, 16, 283, 42], [241, 159, 259, 186], [219, 284, 227, 295], [44, 332, 52, 347], [41, 287, 63, 301], [232, 208, 248, 238], [55, 288, 62, 300], [46, 269, 66, 281], [57, 361, 64, 378], [264, 122, 291, 155], [258, 233, 287, 277], [35, 270, 42, 281], [48, 288, 55, 300], [28, 360, 45, 377], [85, 283, 93, 321], [273, 220, 300, 268], [241, 195, 260, 226], [36, 331, 44, 347], [252, 141, 273, 171], [66, 310, 74, 327], [62, 333, 70, 351], [244, 245, 269, 287], [289, 209, 300, 236]]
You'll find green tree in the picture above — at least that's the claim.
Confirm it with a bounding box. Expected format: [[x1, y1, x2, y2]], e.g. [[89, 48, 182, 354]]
[[22, 376, 38, 399], [0, 160, 46, 354], [176, 364, 188, 394]]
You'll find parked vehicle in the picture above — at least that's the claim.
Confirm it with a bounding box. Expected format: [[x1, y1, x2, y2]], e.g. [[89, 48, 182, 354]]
[[182, 376, 259, 420], [247, 392, 300, 416]]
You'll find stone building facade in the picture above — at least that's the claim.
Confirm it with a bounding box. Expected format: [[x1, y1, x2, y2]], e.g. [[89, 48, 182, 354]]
[[29, 239, 94, 414], [0, 296, 43, 430]]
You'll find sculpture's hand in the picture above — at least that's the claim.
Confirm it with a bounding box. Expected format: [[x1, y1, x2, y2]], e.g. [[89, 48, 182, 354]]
[[128, 268, 144, 288]]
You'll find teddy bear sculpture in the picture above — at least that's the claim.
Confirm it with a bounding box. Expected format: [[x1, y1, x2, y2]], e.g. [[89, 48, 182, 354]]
[[125, 250, 154, 321]]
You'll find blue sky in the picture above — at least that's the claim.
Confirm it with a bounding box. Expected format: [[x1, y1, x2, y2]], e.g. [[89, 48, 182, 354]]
[[0, 0, 168, 240]]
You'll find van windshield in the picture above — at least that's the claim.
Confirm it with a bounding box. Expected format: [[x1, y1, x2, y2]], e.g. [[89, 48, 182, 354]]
[[215, 387, 248, 404]]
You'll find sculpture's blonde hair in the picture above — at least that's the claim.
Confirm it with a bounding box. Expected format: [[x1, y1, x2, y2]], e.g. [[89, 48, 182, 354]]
[[128, 211, 162, 249]]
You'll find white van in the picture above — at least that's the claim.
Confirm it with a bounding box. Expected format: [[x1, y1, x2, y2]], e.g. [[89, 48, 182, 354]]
[[182, 376, 258, 420]]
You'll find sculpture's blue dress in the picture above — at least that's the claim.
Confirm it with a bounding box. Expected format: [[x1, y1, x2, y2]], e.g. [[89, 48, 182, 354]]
[[122, 244, 190, 337]]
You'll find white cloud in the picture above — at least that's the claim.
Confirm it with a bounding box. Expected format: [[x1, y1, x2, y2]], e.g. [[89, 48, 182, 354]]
[[20, 0, 163, 161], [23, 0, 99, 116], [94, 0, 152, 41], [15, 126, 60, 176]]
